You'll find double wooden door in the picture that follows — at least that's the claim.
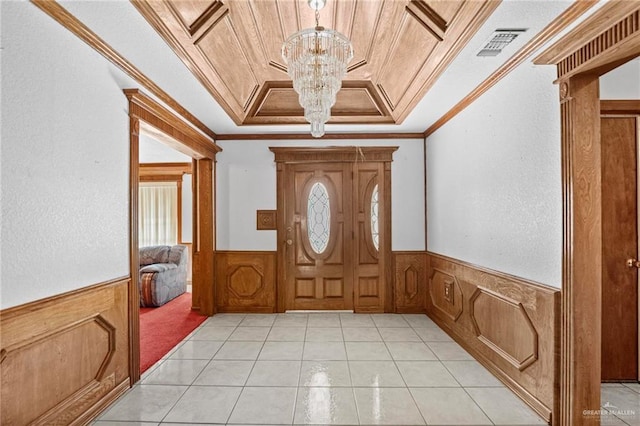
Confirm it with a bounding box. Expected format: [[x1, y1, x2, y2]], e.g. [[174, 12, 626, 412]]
[[271, 147, 396, 312], [601, 115, 639, 381]]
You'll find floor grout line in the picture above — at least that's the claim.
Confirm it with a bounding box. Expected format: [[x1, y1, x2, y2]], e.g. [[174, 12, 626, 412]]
[[381, 316, 428, 426], [340, 314, 361, 425], [101, 313, 555, 425], [223, 315, 267, 425]]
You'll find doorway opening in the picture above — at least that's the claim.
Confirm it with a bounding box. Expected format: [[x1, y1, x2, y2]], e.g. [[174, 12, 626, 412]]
[[137, 131, 201, 372], [125, 89, 221, 383]]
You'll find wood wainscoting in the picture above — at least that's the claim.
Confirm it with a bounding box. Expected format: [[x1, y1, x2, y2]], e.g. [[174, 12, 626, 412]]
[[0, 277, 131, 425], [214, 251, 426, 314], [215, 251, 277, 313], [426, 252, 560, 424], [393, 251, 428, 313]]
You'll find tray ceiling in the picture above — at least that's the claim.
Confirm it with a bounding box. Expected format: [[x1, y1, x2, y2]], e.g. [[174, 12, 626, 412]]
[[132, 0, 500, 126]]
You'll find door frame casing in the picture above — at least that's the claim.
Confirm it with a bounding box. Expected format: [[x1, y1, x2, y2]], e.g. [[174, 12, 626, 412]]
[[271, 146, 397, 313], [125, 89, 221, 383], [534, 3, 640, 424]]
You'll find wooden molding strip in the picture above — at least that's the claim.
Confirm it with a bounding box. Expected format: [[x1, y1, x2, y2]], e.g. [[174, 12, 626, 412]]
[[406, 1, 448, 42], [140, 175, 183, 183], [601, 99, 640, 115], [215, 132, 425, 141], [424, 0, 598, 137], [139, 161, 191, 183], [125, 89, 221, 159], [552, 7, 640, 79], [534, 1, 640, 66], [30, 0, 217, 140], [139, 162, 192, 176], [189, 0, 229, 42], [214, 250, 277, 255], [0, 275, 131, 318], [270, 146, 399, 163], [427, 251, 560, 294]]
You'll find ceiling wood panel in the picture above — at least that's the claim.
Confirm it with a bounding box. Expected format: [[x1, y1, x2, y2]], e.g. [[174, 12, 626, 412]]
[[406, 0, 448, 41], [248, 0, 286, 71], [394, 0, 501, 119], [196, 15, 260, 110], [377, 12, 439, 110], [246, 81, 392, 124], [171, 0, 219, 28], [426, 0, 466, 24], [134, 0, 500, 126], [347, 0, 384, 75]]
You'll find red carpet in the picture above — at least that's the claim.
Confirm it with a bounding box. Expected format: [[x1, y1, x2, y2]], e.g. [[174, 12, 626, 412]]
[[139, 292, 206, 373]]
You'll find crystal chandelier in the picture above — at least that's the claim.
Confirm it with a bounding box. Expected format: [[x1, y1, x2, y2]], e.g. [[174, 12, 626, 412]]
[[281, 0, 353, 138]]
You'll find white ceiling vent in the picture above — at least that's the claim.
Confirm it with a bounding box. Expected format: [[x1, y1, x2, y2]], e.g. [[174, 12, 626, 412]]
[[477, 29, 527, 57]]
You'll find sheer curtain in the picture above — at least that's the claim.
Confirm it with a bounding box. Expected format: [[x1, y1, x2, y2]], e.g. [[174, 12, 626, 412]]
[[139, 182, 178, 247]]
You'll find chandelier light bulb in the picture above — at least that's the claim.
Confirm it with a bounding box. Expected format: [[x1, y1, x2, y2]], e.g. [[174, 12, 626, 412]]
[[307, 0, 326, 11]]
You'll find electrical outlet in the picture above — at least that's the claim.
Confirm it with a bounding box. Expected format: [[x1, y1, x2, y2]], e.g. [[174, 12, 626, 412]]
[[444, 280, 454, 304]]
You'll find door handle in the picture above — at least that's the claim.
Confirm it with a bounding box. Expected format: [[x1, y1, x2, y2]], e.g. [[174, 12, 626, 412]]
[[626, 258, 640, 268]]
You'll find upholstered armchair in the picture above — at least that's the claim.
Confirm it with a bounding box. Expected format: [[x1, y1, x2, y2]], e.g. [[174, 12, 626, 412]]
[[139, 245, 188, 307]]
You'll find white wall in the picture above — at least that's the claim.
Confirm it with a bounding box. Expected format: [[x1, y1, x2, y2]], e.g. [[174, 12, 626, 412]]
[[216, 139, 425, 251], [426, 61, 562, 287], [600, 58, 640, 99], [1, 2, 134, 308], [139, 133, 192, 163]]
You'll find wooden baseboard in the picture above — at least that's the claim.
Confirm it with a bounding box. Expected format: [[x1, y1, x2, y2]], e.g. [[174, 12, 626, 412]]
[[71, 378, 129, 426], [0, 277, 131, 425], [426, 252, 559, 424]]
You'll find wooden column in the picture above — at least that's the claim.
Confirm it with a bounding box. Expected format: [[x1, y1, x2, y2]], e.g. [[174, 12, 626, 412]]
[[275, 161, 286, 313], [193, 158, 215, 316], [559, 75, 601, 425], [128, 116, 141, 384]]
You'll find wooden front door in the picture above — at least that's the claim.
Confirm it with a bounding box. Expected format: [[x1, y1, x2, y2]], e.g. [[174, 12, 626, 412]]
[[284, 162, 354, 310], [353, 161, 391, 312], [601, 115, 639, 381], [272, 147, 396, 312]]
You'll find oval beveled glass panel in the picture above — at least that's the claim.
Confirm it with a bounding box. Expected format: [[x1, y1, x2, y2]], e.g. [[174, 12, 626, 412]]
[[371, 184, 379, 251], [307, 182, 331, 254]]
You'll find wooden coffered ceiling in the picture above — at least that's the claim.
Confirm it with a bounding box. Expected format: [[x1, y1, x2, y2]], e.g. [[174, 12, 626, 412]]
[[132, 0, 500, 126]]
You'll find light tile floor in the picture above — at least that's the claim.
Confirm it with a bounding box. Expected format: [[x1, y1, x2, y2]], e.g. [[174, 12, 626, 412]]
[[601, 383, 640, 425], [94, 313, 549, 425]]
